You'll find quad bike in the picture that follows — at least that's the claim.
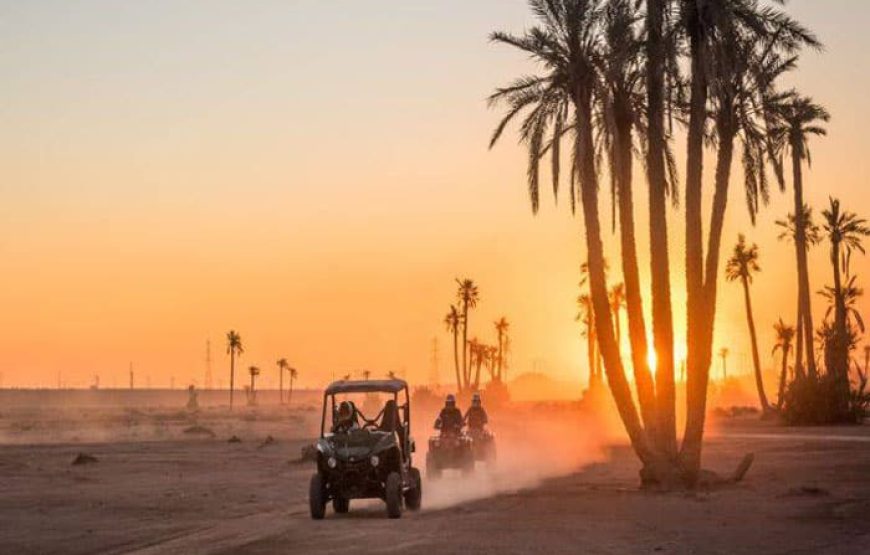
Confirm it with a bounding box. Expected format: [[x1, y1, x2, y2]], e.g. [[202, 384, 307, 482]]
[[309, 379, 422, 519], [426, 428, 474, 479], [468, 426, 497, 465]]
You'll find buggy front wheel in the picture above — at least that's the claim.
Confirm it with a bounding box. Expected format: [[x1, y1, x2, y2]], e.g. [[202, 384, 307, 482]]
[[385, 472, 403, 519], [309, 473, 326, 520]]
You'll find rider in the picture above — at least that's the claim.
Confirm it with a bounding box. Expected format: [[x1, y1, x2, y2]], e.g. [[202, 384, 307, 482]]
[[464, 392, 489, 432], [434, 394, 463, 435], [332, 400, 360, 433]]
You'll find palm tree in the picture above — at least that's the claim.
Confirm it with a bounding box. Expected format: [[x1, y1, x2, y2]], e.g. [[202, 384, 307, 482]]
[[608, 283, 626, 348], [576, 294, 599, 388], [226, 330, 243, 409], [725, 235, 770, 412], [288, 367, 298, 405], [444, 306, 463, 392], [718, 348, 730, 381], [680, 0, 818, 479], [769, 95, 830, 380], [772, 318, 795, 409], [455, 278, 479, 391], [821, 198, 870, 382], [247, 365, 260, 406], [276, 358, 289, 404], [494, 317, 510, 382], [362, 369, 371, 381]]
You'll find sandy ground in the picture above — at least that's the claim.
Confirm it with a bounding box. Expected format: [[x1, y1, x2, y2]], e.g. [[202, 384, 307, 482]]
[[1, 398, 868, 554]]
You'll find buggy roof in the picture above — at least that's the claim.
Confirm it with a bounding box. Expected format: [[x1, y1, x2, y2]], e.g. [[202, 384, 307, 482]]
[[324, 379, 408, 395]]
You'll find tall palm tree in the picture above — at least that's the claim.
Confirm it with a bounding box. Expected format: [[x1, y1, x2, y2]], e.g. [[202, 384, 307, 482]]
[[494, 317, 510, 382], [821, 197, 870, 381], [455, 278, 479, 390], [444, 306, 463, 392], [718, 348, 730, 381], [226, 330, 243, 409], [276, 358, 289, 404], [491, 0, 660, 478], [772, 318, 795, 409], [769, 95, 829, 380], [680, 0, 818, 478], [288, 367, 298, 406], [247, 365, 260, 406], [725, 235, 770, 412]]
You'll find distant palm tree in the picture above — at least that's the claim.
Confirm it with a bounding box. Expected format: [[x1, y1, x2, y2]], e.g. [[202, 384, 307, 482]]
[[772, 318, 795, 409], [226, 330, 243, 409], [609, 283, 626, 348], [769, 95, 829, 379], [362, 369, 371, 381], [444, 306, 463, 391], [494, 317, 510, 382], [725, 235, 770, 412], [576, 294, 598, 388], [468, 337, 484, 391], [247, 366, 260, 406], [718, 348, 730, 381], [288, 367, 298, 405], [456, 278, 479, 389], [821, 197, 870, 381], [276, 358, 289, 404]]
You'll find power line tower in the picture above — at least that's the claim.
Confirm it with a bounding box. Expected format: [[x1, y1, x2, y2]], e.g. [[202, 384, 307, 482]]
[[204, 340, 214, 390], [429, 337, 440, 387]]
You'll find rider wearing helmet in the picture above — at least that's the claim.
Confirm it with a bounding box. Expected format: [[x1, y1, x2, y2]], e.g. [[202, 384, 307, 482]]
[[434, 394, 463, 435], [464, 392, 488, 432], [332, 400, 360, 434]]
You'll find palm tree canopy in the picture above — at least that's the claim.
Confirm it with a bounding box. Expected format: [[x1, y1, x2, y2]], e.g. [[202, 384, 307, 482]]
[[290, 367, 298, 379], [819, 276, 866, 333], [767, 94, 829, 169], [248, 366, 260, 376], [725, 234, 761, 283], [444, 305, 462, 332], [226, 330, 243, 355], [277, 358, 288, 370], [776, 204, 822, 247], [456, 278, 480, 309], [772, 317, 795, 355], [822, 197, 870, 277]]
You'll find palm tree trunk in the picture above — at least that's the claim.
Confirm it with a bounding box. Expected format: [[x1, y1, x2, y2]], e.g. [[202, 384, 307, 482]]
[[279, 367, 284, 405], [462, 306, 470, 390], [497, 334, 504, 382], [794, 297, 805, 378], [742, 276, 770, 411], [573, 96, 665, 478], [645, 0, 677, 459], [613, 107, 657, 431], [792, 137, 817, 378], [230, 352, 235, 410], [681, 11, 710, 483], [289, 374, 294, 405], [586, 325, 596, 388], [453, 329, 462, 392], [777, 344, 789, 409]]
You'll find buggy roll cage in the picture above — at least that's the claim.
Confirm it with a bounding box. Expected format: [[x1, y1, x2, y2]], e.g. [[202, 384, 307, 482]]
[[319, 379, 411, 440]]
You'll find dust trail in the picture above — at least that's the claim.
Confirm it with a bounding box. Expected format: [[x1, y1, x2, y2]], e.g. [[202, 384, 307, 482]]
[[418, 402, 621, 509]]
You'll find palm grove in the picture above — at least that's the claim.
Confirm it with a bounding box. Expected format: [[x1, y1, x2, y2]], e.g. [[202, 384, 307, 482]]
[[490, 0, 867, 488]]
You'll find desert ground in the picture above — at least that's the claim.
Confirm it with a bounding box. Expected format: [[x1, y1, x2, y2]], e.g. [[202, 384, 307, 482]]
[[1, 390, 868, 554]]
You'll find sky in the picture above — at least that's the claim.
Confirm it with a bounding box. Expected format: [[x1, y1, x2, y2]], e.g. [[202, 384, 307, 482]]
[[1, 1, 868, 390]]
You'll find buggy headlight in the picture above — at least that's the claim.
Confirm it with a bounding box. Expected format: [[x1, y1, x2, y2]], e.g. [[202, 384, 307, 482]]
[[370, 455, 380, 467], [327, 457, 337, 469]]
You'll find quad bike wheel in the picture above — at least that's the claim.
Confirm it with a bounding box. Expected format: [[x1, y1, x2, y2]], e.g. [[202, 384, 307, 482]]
[[404, 467, 422, 511], [309, 473, 326, 520], [332, 496, 350, 514], [385, 472, 403, 519]]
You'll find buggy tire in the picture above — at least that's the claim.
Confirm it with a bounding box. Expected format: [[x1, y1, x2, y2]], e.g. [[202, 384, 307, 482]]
[[333, 496, 350, 514], [309, 473, 326, 520], [385, 472, 403, 519], [404, 467, 422, 511]]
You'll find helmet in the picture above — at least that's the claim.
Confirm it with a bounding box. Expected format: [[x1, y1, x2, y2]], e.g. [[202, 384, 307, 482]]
[[472, 392, 481, 406], [445, 394, 456, 407], [337, 400, 353, 421]]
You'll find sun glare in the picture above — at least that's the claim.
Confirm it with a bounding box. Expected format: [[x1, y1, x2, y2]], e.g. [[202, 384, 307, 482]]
[[647, 350, 658, 373]]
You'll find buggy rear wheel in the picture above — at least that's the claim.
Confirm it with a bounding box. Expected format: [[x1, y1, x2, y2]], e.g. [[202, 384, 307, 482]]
[[404, 467, 422, 511], [309, 473, 326, 520], [385, 472, 403, 519]]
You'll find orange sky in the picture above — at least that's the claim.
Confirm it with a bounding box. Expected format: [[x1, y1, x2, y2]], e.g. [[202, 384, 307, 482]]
[[1, 1, 869, 390]]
